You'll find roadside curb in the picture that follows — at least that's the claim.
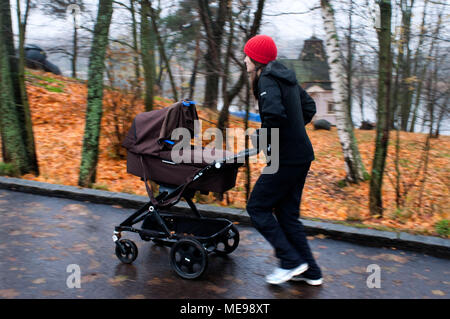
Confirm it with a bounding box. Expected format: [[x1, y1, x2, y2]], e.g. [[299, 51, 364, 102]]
[[0, 176, 448, 258]]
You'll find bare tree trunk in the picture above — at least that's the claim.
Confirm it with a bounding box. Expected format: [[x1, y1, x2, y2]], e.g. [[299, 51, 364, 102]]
[[346, 0, 354, 122], [141, 0, 156, 110], [433, 94, 448, 138], [244, 74, 251, 200], [189, 33, 201, 101], [390, 0, 415, 207], [391, 14, 402, 130], [15, 0, 39, 175], [148, 0, 178, 101], [320, 0, 368, 184], [394, 115, 401, 208], [369, 0, 393, 216], [197, 0, 228, 110], [356, 55, 365, 122], [217, 0, 266, 131], [71, 9, 78, 78], [417, 128, 431, 215], [417, 51, 436, 214], [0, 0, 29, 174], [399, 0, 414, 131], [410, 4, 441, 133], [78, 0, 114, 187], [218, 3, 234, 134], [130, 0, 141, 98]]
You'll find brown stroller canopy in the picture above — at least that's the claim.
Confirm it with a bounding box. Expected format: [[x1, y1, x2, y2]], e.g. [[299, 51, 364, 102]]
[[122, 100, 241, 195], [122, 100, 199, 156]]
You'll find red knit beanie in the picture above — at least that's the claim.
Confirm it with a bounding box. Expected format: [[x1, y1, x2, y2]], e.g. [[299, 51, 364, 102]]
[[244, 35, 277, 64]]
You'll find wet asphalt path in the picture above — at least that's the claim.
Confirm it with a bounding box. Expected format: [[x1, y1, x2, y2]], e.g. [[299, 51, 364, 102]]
[[0, 189, 449, 299]]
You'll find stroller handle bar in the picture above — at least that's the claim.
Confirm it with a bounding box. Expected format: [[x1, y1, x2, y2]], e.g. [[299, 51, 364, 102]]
[[216, 148, 259, 166], [193, 148, 258, 181]]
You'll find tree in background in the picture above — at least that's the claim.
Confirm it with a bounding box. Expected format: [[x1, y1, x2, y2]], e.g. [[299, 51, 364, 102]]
[[78, 0, 114, 187], [390, 0, 414, 131], [369, 0, 393, 216], [320, 0, 368, 184], [163, 0, 202, 100], [140, 0, 156, 110], [39, 0, 86, 79], [217, 0, 266, 132], [15, 0, 39, 174], [104, 45, 141, 159], [196, 0, 229, 110], [148, 0, 178, 102], [0, 0, 38, 176]]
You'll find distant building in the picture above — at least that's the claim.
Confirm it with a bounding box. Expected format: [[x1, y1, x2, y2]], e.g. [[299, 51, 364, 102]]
[[280, 36, 336, 125]]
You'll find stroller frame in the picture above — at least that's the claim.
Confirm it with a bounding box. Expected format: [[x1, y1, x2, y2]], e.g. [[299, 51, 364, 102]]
[[113, 148, 257, 279]]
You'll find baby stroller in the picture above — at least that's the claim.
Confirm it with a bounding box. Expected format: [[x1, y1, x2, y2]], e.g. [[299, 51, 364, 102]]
[[114, 100, 258, 279]]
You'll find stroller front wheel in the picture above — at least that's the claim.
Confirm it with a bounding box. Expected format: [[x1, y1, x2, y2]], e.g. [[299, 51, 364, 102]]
[[214, 224, 240, 256], [170, 238, 208, 279], [115, 239, 138, 264]]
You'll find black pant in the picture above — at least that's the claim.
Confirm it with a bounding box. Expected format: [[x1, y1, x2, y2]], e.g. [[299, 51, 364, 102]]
[[246, 161, 321, 276]]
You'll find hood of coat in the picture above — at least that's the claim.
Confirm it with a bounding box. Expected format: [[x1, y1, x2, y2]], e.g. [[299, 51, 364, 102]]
[[260, 60, 298, 85]]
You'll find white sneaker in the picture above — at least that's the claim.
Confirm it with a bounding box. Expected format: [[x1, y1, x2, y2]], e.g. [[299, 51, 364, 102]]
[[290, 274, 324, 286], [265, 263, 309, 285]]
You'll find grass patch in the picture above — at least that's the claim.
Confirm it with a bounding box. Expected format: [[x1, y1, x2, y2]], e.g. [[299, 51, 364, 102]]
[[337, 179, 347, 188], [92, 183, 109, 191], [27, 70, 65, 93], [34, 81, 65, 93], [45, 86, 64, 93], [435, 219, 449, 237], [26, 71, 64, 84], [0, 162, 20, 177]]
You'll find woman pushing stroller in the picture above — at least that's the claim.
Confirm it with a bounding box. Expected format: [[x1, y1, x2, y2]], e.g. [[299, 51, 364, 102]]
[[243, 35, 323, 285]]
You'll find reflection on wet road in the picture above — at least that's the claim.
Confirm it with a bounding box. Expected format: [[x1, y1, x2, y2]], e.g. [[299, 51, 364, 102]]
[[0, 189, 448, 299]]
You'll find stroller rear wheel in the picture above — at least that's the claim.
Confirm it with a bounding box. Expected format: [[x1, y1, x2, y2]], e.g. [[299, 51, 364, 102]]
[[214, 224, 239, 256], [170, 238, 207, 279], [115, 239, 138, 264]]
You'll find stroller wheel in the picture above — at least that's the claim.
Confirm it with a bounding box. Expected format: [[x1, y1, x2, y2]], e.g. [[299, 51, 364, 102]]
[[115, 239, 138, 264], [214, 224, 239, 256], [170, 238, 208, 279]]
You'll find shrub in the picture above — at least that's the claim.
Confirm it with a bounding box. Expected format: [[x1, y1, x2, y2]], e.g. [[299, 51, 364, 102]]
[[435, 219, 449, 237], [0, 162, 20, 177], [337, 179, 347, 188]]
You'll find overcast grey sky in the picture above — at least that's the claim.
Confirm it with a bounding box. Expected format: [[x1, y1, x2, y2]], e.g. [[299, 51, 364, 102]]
[[13, 0, 323, 56], [9, 0, 449, 133]]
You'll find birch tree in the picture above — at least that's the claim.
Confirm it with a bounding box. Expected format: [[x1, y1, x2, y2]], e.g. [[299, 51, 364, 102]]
[[320, 0, 368, 183]]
